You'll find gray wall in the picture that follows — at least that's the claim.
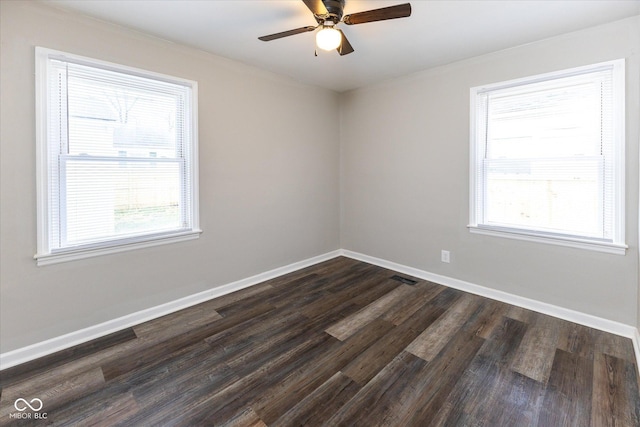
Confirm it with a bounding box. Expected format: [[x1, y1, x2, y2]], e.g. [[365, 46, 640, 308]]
[[340, 16, 640, 326], [0, 1, 340, 353], [1, 2, 638, 355]]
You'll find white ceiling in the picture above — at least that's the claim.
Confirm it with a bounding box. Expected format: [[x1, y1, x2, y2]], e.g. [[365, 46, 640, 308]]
[[46, 0, 640, 92]]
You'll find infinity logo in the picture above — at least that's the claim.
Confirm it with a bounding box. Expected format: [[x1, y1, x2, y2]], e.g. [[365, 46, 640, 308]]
[[14, 398, 43, 412]]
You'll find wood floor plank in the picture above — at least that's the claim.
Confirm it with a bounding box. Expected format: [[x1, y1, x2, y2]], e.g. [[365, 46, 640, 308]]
[[340, 323, 415, 386], [116, 344, 239, 424], [325, 283, 414, 341], [266, 256, 362, 291], [46, 391, 140, 426], [120, 364, 238, 425], [399, 287, 463, 334], [294, 260, 382, 302], [175, 334, 336, 425], [558, 322, 597, 359], [223, 314, 340, 374], [326, 350, 428, 426], [388, 330, 486, 426], [438, 368, 545, 427], [0, 336, 145, 407], [203, 282, 275, 311], [262, 274, 340, 311], [272, 372, 360, 426], [380, 280, 446, 325], [249, 344, 350, 424], [594, 330, 637, 363], [251, 319, 395, 424], [510, 314, 562, 383], [125, 365, 235, 426], [215, 275, 318, 319], [592, 352, 640, 426], [480, 316, 529, 366], [423, 317, 529, 426], [220, 407, 267, 427], [101, 300, 275, 381], [0, 328, 136, 389], [113, 308, 303, 412], [204, 309, 305, 351], [211, 274, 323, 316], [255, 314, 395, 411], [506, 305, 535, 323], [341, 287, 461, 385], [1, 257, 638, 426], [346, 275, 405, 308], [133, 305, 223, 339], [18, 339, 233, 426], [406, 292, 483, 362], [0, 367, 105, 420], [299, 272, 396, 321], [538, 348, 594, 427], [462, 298, 511, 339]]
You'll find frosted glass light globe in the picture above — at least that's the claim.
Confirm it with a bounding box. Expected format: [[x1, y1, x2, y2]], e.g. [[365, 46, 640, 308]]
[[316, 27, 341, 51]]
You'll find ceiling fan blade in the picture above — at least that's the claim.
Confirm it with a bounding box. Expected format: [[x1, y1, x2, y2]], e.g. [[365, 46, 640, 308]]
[[343, 3, 411, 25], [302, 0, 329, 16], [337, 29, 354, 56], [258, 26, 317, 41]]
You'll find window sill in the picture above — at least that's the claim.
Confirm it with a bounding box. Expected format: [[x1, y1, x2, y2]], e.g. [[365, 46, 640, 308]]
[[34, 229, 202, 266], [468, 225, 627, 255]]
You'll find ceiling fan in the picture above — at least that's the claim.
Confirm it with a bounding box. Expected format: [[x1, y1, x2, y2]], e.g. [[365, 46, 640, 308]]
[[258, 0, 412, 56]]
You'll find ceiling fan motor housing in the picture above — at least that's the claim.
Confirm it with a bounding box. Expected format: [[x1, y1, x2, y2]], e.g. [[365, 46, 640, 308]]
[[320, 0, 345, 23]]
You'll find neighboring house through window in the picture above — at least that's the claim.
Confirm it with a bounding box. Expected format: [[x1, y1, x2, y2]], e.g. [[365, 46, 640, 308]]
[[469, 60, 626, 254], [35, 47, 200, 265]]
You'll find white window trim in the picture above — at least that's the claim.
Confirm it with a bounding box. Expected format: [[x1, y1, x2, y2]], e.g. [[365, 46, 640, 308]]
[[468, 226, 627, 255], [468, 60, 626, 255], [34, 47, 201, 266]]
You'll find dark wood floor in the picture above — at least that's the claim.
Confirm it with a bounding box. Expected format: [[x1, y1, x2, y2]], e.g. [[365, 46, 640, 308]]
[[1, 257, 639, 426]]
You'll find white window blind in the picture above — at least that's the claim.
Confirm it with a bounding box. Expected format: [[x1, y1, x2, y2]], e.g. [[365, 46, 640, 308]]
[[36, 48, 200, 265], [469, 60, 625, 253]]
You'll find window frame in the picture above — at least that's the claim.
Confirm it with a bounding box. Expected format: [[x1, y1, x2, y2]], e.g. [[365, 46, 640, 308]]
[[35, 47, 201, 266], [468, 60, 626, 255]]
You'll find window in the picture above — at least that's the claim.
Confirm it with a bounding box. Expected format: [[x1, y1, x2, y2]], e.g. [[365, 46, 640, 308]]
[[469, 60, 625, 254], [35, 48, 200, 265]]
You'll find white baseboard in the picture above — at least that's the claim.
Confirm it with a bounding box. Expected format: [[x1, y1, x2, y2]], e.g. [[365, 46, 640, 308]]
[[0, 250, 342, 371], [341, 249, 638, 340], [633, 328, 640, 371], [2, 248, 639, 371]]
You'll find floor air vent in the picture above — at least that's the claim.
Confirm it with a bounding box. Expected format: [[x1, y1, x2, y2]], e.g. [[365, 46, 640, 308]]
[[390, 275, 417, 285]]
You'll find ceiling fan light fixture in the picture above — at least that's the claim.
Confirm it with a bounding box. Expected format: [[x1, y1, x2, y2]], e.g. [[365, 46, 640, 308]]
[[316, 26, 341, 51], [258, 1, 413, 57]]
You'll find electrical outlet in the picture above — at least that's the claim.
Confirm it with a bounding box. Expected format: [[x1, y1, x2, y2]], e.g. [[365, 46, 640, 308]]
[[441, 250, 450, 263]]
